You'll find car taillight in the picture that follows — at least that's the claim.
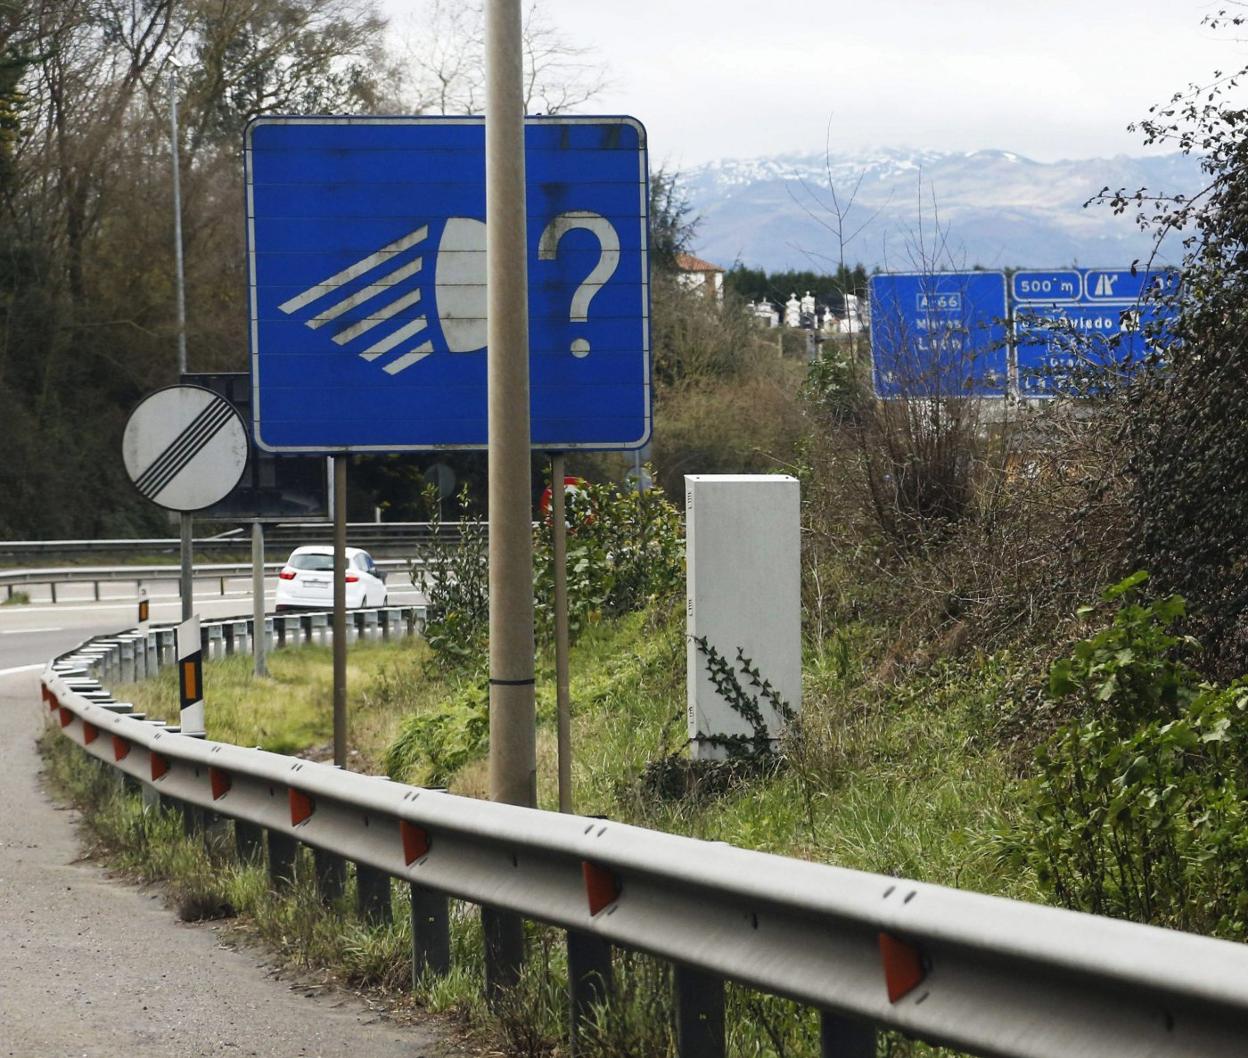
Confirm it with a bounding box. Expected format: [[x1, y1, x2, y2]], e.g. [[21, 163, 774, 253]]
[[278, 568, 296, 580], [345, 573, 359, 583]]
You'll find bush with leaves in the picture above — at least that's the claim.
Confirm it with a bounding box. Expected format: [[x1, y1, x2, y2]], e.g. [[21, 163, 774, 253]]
[[1016, 572, 1248, 939], [409, 485, 489, 669]]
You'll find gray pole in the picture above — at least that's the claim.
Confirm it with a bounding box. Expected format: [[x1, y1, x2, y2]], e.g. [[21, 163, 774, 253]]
[[170, 67, 192, 621], [332, 455, 348, 769], [551, 455, 572, 813], [252, 520, 267, 677], [169, 67, 187, 377], [485, 0, 537, 809], [179, 513, 193, 621]]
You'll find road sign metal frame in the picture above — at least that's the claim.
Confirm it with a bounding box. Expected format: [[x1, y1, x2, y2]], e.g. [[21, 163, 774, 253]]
[[244, 115, 652, 454]]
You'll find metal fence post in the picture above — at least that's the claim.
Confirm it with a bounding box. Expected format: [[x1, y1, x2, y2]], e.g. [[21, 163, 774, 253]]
[[314, 847, 346, 904], [356, 863, 392, 924], [567, 931, 613, 1055], [267, 830, 298, 888], [234, 820, 264, 864], [820, 1011, 877, 1057], [410, 884, 451, 982], [674, 964, 724, 1058], [482, 905, 525, 1003]]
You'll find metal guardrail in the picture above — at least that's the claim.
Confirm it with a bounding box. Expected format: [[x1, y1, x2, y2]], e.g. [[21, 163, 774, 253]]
[[38, 626, 1248, 1057], [0, 522, 462, 563], [1, 558, 415, 603]]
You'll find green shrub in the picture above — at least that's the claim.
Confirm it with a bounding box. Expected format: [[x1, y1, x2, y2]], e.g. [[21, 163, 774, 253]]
[[1016, 573, 1248, 938], [383, 681, 490, 786]]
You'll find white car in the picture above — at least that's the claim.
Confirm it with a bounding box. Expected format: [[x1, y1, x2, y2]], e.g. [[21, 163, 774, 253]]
[[274, 546, 388, 612]]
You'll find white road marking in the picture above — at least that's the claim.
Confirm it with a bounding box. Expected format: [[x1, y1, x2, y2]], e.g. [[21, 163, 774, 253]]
[[0, 628, 60, 635], [0, 663, 44, 676]]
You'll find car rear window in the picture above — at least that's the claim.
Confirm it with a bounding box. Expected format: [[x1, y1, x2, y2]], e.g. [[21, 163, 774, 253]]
[[289, 554, 334, 571]]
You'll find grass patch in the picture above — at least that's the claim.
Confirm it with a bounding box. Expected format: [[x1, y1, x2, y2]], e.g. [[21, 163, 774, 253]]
[[2, 590, 30, 605]]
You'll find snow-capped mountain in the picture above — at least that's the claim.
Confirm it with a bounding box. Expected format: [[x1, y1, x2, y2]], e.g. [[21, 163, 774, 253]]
[[682, 148, 1204, 273]]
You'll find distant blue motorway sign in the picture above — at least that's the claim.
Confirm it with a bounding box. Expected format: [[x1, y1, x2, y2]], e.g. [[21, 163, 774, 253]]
[[1014, 267, 1178, 397], [869, 272, 1009, 398], [245, 116, 651, 452]]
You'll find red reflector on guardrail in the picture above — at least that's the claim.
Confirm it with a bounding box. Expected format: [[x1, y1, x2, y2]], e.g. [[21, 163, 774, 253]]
[[48, 691, 59, 711], [151, 753, 169, 781], [82, 722, 98, 745], [210, 768, 231, 800], [400, 820, 430, 864], [58, 707, 72, 728], [112, 736, 129, 761], [289, 788, 314, 825], [582, 860, 621, 916], [878, 932, 925, 1003]]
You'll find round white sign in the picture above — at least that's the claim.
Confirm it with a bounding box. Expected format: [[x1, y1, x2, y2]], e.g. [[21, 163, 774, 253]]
[[122, 385, 249, 512]]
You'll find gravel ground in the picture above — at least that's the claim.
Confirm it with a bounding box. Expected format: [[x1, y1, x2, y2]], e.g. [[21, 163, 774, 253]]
[[0, 669, 464, 1058]]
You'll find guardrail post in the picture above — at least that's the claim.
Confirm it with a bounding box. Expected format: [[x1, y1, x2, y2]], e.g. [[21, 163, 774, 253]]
[[355, 864, 392, 924], [208, 624, 224, 660], [482, 906, 525, 1004], [50, 580, 57, 604], [314, 847, 346, 904], [674, 964, 724, 1058], [231, 620, 250, 657], [179, 798, 205, 837], [158, 628, 176, 666], [819, 1011, 876, 1058], [410, 884, 450, 981], [567, 931, 613, 1055], [234, 820, 263, 863], [267, 830, 298, 888], [362, 610, 379, 639], [311, 613, 329, 646]]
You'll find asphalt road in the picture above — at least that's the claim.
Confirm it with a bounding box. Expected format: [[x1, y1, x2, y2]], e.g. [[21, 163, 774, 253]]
[[0, 577, 425, 672], [0, 583, 455, 1058]]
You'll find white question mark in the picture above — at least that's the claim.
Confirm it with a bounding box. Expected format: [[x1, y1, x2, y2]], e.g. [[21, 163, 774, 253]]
[[538, 210, 620, 358]]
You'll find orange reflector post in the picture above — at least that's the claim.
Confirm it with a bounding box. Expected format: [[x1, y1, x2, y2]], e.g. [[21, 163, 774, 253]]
[[150, 753, 170, 781], [82, 722, 98, 745], [289, 788, 314, 825], [181, 660, 199, 701], [400, 820, 431, 865], [878, 932, 925, 1003], [582, 860, 621, 916], [209, 768, 231, 801], [112, 736, 130, 762], [58, 707, 72, 728]]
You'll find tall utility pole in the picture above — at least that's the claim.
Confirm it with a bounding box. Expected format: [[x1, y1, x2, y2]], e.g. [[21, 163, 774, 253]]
[[170, 64, 193, 621], [484, 0, 537, 810]]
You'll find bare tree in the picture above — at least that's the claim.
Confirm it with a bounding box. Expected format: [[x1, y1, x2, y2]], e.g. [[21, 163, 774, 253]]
[[399, 0, 607, 115]]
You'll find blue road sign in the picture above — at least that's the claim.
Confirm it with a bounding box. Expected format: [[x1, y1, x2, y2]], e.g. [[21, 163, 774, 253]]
[[1014, 267, 1178, 398], [869, 272, 1009, 398], [245, 116, 651, 452]]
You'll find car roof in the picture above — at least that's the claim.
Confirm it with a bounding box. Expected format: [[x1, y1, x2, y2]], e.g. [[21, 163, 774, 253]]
[[289, 545, 368, 557]]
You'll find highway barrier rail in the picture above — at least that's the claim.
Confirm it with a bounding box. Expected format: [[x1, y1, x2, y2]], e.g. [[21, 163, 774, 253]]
[[1, 558, 414, 604], [40, 623, 1248, 1058], [0, 521, 463, 564]]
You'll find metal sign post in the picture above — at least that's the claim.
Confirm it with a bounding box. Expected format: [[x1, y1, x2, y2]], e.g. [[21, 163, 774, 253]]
[[332, 455, 348, 768], [485, 0, 537, 811], [550, 454, 572, 813], [251, 521, 267, 678]]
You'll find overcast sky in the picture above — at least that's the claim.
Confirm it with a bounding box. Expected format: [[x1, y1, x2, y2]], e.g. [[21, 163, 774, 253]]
[[387, 1, 1244, 166]]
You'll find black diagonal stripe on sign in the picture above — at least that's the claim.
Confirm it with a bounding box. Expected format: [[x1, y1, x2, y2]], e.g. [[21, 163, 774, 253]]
[[142, 403, 235, 500], [135, 401, 234, 499], [134, 400, 225, 495], [142, 404, 234, 499], [135, 401, 233, 499]]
